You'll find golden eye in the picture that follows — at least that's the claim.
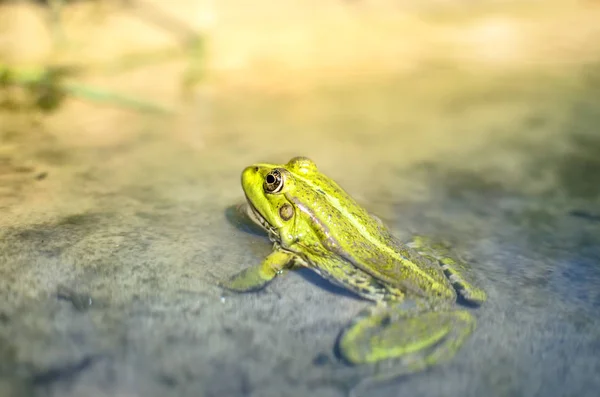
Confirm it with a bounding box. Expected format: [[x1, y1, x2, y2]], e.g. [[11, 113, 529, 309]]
[[264, 169, 284, 193]]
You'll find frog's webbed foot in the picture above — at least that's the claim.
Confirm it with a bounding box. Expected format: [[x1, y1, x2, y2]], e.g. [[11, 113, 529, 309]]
[[406, 235, 487, 305], [220, 250, 294, 292], [338, 307, 476, 396]]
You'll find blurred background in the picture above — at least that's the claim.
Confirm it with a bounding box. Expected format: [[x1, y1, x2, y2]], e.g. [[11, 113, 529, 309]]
[[1, 1, 599, 397]]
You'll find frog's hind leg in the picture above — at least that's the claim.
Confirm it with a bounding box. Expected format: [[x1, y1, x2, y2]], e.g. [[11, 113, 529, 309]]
[[338, 306, 476, 396], [406, 235, 487, 305]]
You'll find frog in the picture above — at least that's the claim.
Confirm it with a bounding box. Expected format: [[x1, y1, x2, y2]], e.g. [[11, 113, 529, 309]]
[[221, 156, 486, 391]]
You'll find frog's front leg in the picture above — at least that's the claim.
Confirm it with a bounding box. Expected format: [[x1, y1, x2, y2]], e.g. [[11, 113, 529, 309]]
[[407, 235, 487, 304], [338, 305, 476, 394], [220, 250, 294, 292]]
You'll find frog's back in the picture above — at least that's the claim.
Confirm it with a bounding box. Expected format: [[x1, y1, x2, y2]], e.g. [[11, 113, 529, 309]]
[[288, 169, 455, 302]]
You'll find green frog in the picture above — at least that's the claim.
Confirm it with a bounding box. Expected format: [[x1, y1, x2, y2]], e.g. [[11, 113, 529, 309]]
[[221, 156, 486, 390]]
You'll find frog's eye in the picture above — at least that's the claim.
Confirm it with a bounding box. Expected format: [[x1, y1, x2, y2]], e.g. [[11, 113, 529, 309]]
[[264, 169, 284, 193]]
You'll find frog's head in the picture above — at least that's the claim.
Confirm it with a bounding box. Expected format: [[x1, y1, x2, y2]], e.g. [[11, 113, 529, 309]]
[[240, 156, 318, 244]]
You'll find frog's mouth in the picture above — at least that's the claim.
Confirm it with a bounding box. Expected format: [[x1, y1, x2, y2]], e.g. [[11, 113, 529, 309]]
[[242, 197, 281, 243]]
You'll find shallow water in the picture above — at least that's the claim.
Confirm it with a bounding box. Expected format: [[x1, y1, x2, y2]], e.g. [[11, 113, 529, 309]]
[[1, 64, 599, 397]]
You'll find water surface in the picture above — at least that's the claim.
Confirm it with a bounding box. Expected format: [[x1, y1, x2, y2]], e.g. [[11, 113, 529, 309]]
[[1, 65, 599, 397]]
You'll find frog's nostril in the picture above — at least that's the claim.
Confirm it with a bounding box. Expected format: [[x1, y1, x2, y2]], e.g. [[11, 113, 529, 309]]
[[254, 167, 259, 172]]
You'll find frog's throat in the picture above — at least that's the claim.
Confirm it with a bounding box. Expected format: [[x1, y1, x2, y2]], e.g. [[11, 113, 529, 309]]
[[243, 197, 281, 243]]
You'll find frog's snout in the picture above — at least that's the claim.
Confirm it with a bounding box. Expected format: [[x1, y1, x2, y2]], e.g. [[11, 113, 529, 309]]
[[241, 166, 260, 186]]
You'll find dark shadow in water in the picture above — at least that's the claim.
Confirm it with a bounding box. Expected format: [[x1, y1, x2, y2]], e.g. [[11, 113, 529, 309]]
[[456, 295, 484, 309], [569, 210, 600, 223], [224, 204, 266, 237], [31, 355, 100, 386], [293, 267, 365, 301], [332, 329, 353, 365]]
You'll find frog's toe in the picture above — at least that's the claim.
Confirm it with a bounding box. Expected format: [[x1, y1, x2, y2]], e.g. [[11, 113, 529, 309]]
[[338, 309, 476, 368], [459, 285, 487, 305]]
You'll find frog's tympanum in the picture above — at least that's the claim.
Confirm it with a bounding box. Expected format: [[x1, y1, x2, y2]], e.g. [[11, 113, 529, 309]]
[[221, 156, 486, 389]]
